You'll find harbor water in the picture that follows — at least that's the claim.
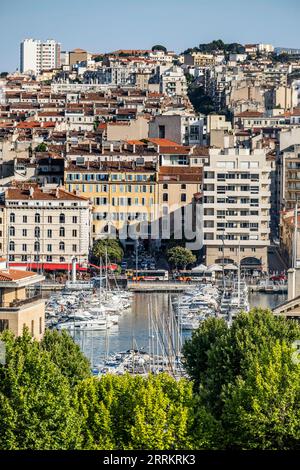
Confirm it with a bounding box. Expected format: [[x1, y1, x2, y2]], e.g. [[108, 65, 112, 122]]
[[69, 291, 287, 366]]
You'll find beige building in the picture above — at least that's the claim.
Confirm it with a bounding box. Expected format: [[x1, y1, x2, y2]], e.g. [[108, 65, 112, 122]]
[[158, 166, 203, 247], [0, 268, 45, 340], [184, 53, 215, 67], [280, 209, 300, 267], [106, 116, 149, 141], [69, 48, 90, 66], [203, 148, 271, 272], [281, 144, 300, 211], [1, 185, 91, 268]]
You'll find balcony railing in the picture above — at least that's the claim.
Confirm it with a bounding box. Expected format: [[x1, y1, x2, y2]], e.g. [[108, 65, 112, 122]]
[[0, 294, 43, 310]]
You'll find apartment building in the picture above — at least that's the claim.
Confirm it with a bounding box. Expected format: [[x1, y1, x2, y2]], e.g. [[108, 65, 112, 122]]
[[184, 53, 215, 67], [20, 39, 61, 75], [0, 185, 91, 269], [203, 148, 271, 272], [280, 209, 300, 267], [149, 114, 204, 145], [64, 147, 204, 247], [160, 66, 187, 97], [0, 268, 45, 340], [64, 162, 157, 246], [281, 144, 300, 210]]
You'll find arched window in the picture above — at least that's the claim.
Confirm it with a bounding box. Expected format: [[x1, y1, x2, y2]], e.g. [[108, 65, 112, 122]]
[[35, 213, 40, 223], [34, 241, 40, 252], [59, 227, 65, 237], [10, 213, 15, 223], [9, 226, 15, 236], [59, 213, 65, 224], [9, 241, 15, 251], [34, 227, 40, 238], [59, 242, 65, 251]]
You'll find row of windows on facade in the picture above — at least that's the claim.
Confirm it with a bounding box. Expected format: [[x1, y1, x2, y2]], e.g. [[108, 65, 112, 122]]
[[9, 227, 78, 238], [67, 173, 152, 182], [7, 202, 79, 207], [8, 255, 68, 262], [9, 241, 77, 252], [68, 184, 155, 193], [217, 247, 258, 253], [204, 234, 260, 240], [9, 213, 78, 224], [204, 172, 260, 180]]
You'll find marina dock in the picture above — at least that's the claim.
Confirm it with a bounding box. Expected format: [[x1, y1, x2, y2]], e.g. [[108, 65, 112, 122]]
[[127, 281, 190, 292]]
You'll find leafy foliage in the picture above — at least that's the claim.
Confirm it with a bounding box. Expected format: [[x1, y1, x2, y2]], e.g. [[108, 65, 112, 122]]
[[188, 85, 215, 115], [0, 330, 82, 449], [76, 373, 200, 450], [183, 308, 300, 449], [151, 45, 167, 53], [92, 238, 124, 263], [35, 142, 47, 152], [41, 329, 91, 386], [167, 246, 196, 269]]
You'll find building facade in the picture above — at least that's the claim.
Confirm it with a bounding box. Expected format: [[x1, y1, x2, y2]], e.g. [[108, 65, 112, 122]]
[[0, 268, 45, 341], [0, 185, 91, 268], [20, 39, 61, 75], [203, 148, 271, 272]]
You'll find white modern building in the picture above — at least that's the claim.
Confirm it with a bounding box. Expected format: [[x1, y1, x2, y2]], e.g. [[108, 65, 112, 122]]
[[203, 148, 271, 272], [20, 39, 61, 75], [160, 66, 187, 97]]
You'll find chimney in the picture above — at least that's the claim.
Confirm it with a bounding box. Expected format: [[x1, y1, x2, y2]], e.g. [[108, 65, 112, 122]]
[[29, 187, 34, 198], [110, 143, 114, 152], [56, 187, 60, 198]]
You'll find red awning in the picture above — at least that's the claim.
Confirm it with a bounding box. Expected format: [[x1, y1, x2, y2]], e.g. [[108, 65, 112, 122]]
[[89, 262, 118, 271], [9, 262, 88, 272]]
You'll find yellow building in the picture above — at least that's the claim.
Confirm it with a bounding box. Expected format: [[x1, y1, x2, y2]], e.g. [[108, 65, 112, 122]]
[[65, 161, 158, 245], [0, 268, 45, 340]]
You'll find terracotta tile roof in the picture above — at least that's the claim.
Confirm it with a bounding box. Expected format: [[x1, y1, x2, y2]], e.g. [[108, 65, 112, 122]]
[[235, 111, 264, 118], [6, 185, 89, 202], [147, 138, 180, 147], [0, 269, 36, 282], [127, 140, 147, 146], [16, 121, 41, 129]]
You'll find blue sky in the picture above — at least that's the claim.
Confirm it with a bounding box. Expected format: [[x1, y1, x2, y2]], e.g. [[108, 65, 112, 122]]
[[1, 0, 299, 71]]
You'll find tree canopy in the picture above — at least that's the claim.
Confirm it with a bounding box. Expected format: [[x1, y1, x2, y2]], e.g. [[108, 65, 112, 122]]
[[183, 308, 300, 449], [35, 142, 47, 152], [151, 45, 167, 53], [0, 329, 82, 449], [167, 246, 196, 269], [92, 238, 124, 263]]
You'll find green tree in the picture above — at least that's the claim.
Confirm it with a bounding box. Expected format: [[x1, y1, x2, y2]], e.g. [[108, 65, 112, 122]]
[[76, 373, 200, 450], [151, 45, 167, 53], [92, 238, 124, 263], [41, 329, 91, 386], [183, 308, 300, 424], [167, 246, 196, 269], [0, 330, 82, 450], [35, 142, 47, 152], [182, 317, 228, 389], [188, 86, 215, 115], [0, 72, 8, 78], [93, 117, 100, 131], [221, 341, 300, 449]]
